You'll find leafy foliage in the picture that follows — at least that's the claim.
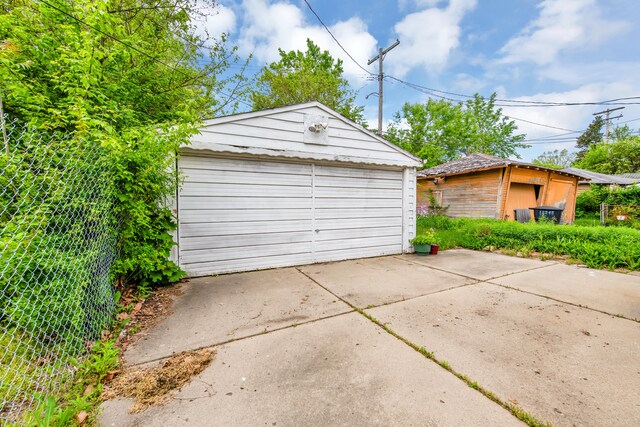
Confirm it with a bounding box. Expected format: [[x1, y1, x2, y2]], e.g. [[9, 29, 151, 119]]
[[576, 184, 640, 228], [532, 149, 576, 169], [250, 39, 365, 123], [1, 0, 243, 286], [574, 136, 640, 174], [385, 93, 527, 167], [417, 216, 640, 270]]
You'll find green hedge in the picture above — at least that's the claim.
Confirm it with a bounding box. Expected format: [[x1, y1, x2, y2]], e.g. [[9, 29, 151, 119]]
[[417, 216, 640, 270]]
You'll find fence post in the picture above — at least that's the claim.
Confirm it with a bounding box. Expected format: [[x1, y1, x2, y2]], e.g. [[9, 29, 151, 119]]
[[0, 96, 7, 156], [600, 202, 607, 225]]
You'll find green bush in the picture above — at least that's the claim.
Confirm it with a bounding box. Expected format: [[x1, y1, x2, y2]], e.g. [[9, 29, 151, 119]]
[[415, 216, 640, 271], [576, 185, 640, 217]]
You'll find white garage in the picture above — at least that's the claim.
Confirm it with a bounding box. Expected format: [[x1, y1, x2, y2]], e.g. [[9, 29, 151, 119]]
[[174, 102, 422, 277]]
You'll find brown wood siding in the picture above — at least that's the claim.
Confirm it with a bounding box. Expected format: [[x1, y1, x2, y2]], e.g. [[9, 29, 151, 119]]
[[417, 169, 503, 218], [417, 165, 579, 223]]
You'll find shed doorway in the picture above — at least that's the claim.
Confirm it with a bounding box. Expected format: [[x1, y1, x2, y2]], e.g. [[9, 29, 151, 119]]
[[505, 183, 539, 221]]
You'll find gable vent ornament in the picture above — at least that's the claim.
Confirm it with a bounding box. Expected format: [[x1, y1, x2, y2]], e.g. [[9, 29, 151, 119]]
[[308, 122, 328, 133], [303, 113, 329, 144]]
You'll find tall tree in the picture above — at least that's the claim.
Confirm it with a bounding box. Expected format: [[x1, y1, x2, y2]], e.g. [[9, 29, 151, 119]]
[[385, 93, 527, 166], [532, 149, 576, 169], [575, 116, 604, 160], [574, 136, 640, 174], [250, 39, 364, 123]]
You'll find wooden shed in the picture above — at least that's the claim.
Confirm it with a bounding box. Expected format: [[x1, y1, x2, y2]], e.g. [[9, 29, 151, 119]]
[[173, 102, 422, 277], [416, 153, 583, 223]]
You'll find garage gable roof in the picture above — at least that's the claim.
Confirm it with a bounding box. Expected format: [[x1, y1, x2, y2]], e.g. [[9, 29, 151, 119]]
[[186, 102, 422, 168]]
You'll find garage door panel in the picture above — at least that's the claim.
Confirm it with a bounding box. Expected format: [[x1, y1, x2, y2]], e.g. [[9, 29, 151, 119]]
[[181, 182, 311, 198], [315, 198, 402, 209], [315, 217, 402, 231], [183, 253, 314, 276], [314, 207, 402, 220], [184, 169, 312, 187], [180, 219, 313, 238], [181, 241, 312, 264], [313, 245, 401, 264], [315, 176, 402, 189], [178, 156, 406, 275], [181, 231, 312, 251], [314, 226, 402, 242], [182, 208, 311, 223], [180, 196, 313, 210], [315, 187, 401, 199], [315, 236, 403, 252]]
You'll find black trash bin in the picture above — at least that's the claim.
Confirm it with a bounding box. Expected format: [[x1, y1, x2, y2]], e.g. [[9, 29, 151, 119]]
[[530, 206, 563, 223]]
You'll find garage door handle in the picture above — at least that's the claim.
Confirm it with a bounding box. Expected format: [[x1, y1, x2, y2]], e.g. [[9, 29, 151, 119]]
[[314, 229, 320, 233]]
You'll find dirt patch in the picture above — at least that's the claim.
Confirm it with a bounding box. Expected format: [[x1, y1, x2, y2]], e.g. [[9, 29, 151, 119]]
[[114, 281, 185, 352], [102, 349, 215, 413]]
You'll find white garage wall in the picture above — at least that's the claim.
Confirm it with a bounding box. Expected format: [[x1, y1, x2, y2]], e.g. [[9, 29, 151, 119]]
[[176, 102, 421, 276]]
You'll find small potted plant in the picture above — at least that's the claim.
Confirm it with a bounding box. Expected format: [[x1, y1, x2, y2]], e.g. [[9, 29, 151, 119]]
[[410, 231, 436, 255]]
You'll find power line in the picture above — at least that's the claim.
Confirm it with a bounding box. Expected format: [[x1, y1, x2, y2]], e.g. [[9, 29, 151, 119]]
[[502, 115, 579, 132], [302, 0, 374, 76]]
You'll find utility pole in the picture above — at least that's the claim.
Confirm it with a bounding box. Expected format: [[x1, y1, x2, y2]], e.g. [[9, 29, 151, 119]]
[[368, 39, 399, 136], [593, 106, 624, 143]]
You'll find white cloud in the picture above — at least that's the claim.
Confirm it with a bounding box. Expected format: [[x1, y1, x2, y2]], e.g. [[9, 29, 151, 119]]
[[453, 73, 486, 92], [391, 0, 477, 76], [501, 79, 640, 160], [500, 0, 630, 65], [235, 0, 377, 80], [193, 3, 237, 41]]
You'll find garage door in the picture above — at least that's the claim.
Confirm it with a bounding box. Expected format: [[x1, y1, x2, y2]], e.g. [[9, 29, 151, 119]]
[[178, 155, 404, 276]]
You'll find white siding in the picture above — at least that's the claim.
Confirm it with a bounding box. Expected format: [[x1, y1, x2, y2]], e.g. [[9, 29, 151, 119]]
[[178, 155, 406, 276], [178, 157, 314, 276], [312, 165, 403, 263], [189, 103, 421, 168]]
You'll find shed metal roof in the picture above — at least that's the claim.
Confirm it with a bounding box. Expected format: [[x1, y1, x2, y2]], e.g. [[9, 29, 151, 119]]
[[560, 168, 638, 185]]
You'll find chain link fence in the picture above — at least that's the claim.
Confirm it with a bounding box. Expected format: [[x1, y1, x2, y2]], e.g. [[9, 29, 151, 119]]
[[600, 202, 639, 225], [1, 119, 119, 422]]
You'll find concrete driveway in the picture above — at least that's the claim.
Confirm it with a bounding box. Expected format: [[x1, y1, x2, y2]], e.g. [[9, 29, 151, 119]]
[[100, 250, 640, 427]]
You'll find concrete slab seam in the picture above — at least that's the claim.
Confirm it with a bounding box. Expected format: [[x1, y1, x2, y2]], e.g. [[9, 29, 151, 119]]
[[295, 268, 549, 427], [362, 280, 482, 310], [394, 254, 557, 282], [125, 309, 354, 368], [485, 281, 640, 324]]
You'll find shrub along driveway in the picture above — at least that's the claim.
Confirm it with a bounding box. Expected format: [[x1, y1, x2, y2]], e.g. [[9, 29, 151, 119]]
[[100, 250, 640, 427]]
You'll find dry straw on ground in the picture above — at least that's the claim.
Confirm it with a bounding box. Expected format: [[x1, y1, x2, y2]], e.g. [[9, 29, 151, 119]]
[[102, 349, 215, 412]]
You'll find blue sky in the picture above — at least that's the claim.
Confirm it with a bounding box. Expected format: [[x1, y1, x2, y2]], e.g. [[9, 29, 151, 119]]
[[201, 0, 640, 161]]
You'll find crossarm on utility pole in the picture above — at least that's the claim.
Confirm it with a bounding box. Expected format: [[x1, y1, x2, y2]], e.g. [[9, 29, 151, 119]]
[[368, 40, 399, 136]]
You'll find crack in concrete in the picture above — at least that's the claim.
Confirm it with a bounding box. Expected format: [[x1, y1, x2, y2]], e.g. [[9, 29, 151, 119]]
[[485, 280, 640, 324], [294, 267, 537, 426], [394, 254, 557, 282], [125, 309, 354, 368]]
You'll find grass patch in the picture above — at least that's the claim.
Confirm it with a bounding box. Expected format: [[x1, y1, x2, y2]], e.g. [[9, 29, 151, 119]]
[[417, 215, 640, 271], [18, 339, 120, 426]]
